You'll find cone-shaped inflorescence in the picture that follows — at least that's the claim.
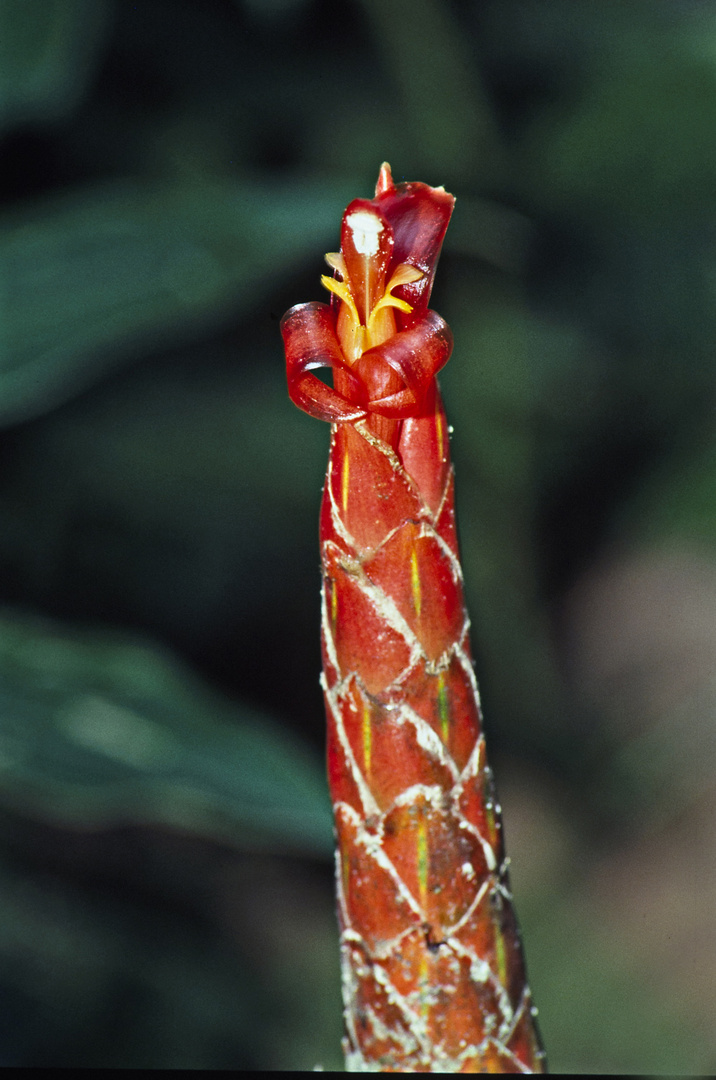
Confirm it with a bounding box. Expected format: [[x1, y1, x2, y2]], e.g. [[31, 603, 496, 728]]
[[282, 164, 545, 1073]]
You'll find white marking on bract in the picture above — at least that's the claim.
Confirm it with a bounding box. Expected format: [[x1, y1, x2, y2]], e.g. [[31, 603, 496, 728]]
[[339, 944, 364, 1067], [445, 879, 489, 936], [394, 703, 459, 779], [346, 210, 384, 256], [343, 922, 416, 963], [390, 782, 445, 811], [432, 528, 465, 584], [469, 956, 492, 984], [342, 1046, 376, 1073], [450, 743, 499, 874], [326, 481, 356, 550], [341, 927, 364, 946], [434, 465, 453, 520], [334, 846, 353, 940], [325, 691, 380, 817], [455, 639, 481, 699], [480, 1038, 533, 1075], [492, 970, 516, 1033], [370, 962, 432, 1053], [335, 800, 425, 921], [447, 934, 514, 1032], [446, 935, 499, 995], [453, 815, 497, 874], [353, 572, 424, 668], [412, 517, 464, 587], [483, 842, 498, 873], [501, 985, 530, 1043], [341, 907, 533, 1070], [354, 419, 404, 469], [320, 593, 340, 676], [495, 873, 514, 902], [458, 735, 484, 784], [362, 999, 422, 1056]]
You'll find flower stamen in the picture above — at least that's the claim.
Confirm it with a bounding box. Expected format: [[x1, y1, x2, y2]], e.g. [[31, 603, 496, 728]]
[[321, 260, 425, 358], [321, 273, 360, 329]]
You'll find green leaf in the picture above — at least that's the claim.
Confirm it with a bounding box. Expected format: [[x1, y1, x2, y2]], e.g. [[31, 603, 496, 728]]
[[0, 176, 356, 424], [0, 608, 332, 856]]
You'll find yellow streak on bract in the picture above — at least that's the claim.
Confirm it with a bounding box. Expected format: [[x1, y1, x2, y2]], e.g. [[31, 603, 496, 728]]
[[485, 797, 497, 848], [494, 917, 508, 989], [416, 815, 431, 1009], [417, 816, 429, 911], [416, 818, 431, 1016], [419, 945, 430, 1017], [341, 847, 350, 900], [435, 405, 444, 463], [362, 699, 371, 778], [341, 450, 350, 514], [410, 546, 422, 620], [330, 578, 338, 628], [437, 670, 450, 744]]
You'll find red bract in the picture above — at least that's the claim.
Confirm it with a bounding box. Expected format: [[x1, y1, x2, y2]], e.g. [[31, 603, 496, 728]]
[[282, 165, 545, 1073]]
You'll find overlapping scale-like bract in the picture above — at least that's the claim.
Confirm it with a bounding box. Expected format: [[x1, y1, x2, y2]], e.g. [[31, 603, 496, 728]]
[[282, 164, 545, 1072]]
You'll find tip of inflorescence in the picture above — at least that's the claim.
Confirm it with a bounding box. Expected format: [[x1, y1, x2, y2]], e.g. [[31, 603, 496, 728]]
[[375, 162, 394, 197]]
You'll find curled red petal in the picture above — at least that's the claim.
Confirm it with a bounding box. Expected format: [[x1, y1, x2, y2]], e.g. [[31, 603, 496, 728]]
[[356, 311, 453, 418], [289, 371, 368, 425], [364, 387, 416, 419], [372, 172, 454, 321], [281, 302, 367, 423]]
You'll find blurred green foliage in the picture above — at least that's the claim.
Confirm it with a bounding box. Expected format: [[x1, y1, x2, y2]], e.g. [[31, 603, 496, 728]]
[[1, 0, 715, 1070], [0, 608, 331, 853]]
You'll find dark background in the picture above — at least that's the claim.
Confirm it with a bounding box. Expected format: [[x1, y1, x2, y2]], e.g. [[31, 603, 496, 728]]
[[1, 0, 715, 1070]]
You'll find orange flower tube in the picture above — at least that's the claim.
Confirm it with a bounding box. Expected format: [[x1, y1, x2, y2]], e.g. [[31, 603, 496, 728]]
[[282, 164, 545, 1072]]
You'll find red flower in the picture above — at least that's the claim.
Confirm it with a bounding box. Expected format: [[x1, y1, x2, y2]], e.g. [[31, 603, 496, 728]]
[[282, 163, 455, 435]]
